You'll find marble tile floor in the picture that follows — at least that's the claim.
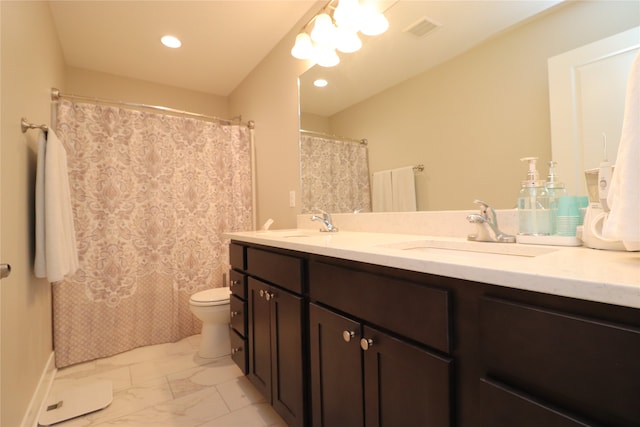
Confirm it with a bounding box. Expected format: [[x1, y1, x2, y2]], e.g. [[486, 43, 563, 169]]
[[41, 335, 287, 427]]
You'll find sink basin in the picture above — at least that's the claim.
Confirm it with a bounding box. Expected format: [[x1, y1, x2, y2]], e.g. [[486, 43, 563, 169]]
[[380, 239, 558, 258]]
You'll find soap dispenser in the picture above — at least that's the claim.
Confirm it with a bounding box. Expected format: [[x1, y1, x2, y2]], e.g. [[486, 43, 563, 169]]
[[518, 157, 551, 235], [545, 161, 568, 235]]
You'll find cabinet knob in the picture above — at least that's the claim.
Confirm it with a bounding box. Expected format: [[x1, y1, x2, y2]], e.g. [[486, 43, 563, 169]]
[[231, 347, 243, 355], [360, 338, 374, 351], [342, 330, 356, 342], [230, 311, 239, 318], [230, 279, 240, 287], [259, 289, 265, 298], [265, 291, 275, 301]]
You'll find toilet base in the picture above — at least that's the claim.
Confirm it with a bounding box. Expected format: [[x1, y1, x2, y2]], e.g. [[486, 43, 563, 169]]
[[198, 322, 230, 359]]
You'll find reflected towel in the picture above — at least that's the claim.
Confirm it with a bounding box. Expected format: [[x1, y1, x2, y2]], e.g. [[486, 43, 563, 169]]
[[372, 169, 393, 212], [391, 166, 417, 212], [34, 129, 79, 282], [603, 52, 640, 248]]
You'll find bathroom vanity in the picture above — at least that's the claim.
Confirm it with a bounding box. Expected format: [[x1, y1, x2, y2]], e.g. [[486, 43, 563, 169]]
[[226, 229, 640, 427]]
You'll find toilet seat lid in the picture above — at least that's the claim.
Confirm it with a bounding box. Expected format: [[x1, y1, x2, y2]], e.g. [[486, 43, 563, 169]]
[[190, 288, 230, 305]]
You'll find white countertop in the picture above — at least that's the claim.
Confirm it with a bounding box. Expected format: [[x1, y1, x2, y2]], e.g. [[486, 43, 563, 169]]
[[225, 229, 640, 309]]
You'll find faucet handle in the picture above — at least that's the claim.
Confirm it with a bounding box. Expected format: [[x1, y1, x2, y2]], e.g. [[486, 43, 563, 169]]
[[473, 199, 497, 224], [473, 199, 490, 210], [312, 207, 332, 220]]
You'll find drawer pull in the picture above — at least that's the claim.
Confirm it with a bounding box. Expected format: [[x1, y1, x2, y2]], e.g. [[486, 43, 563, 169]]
[[231, 347, 243, 355], [342, 330, 356, 342], [360, 338, 374, 351], [230, 279, 240, 287], [230, 311, 240, 318]]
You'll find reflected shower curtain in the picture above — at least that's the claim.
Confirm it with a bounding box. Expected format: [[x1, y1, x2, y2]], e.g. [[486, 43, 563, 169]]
[[52, 99, 253, 368], [300, 134, 371, 213]]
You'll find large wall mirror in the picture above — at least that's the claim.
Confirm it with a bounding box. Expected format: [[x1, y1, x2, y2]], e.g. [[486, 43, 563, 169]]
[[299, 0, 640, 214]]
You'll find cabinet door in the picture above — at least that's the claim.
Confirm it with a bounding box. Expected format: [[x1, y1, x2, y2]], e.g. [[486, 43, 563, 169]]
[[270, 285, 305, 427], [309, 303, 364, 427], [247, 278, 272, 401], [362, 325, 453, 427]]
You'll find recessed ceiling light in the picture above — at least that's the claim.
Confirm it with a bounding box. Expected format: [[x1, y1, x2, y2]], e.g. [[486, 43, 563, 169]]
[[314, 79, 328, 88], [161, 35, 182, 49]]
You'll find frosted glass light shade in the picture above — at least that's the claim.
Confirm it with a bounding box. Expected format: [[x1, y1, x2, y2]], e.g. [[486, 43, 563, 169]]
[[335, 28, 362, 53], [310, 13, 336, 46], [314, 45, 340, 67], [291, 33, 314, 59], [334, 0, 362, 33], [360, 5, 389, 36]]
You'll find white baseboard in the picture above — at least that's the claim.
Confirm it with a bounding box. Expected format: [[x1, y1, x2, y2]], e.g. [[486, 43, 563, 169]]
[[21, 351, 57, 427]]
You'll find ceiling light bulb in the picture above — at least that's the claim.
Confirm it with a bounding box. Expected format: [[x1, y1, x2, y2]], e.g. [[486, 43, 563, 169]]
[[335, 27, 362, 53], [314, 79, 328, 88], [161, 35, 182, 49], [359, 5, 389, 36], [310, 13, 336, 46], [334, 0, 362, 33], [291, 33, 314, 60], [314, 45, 340, 67]]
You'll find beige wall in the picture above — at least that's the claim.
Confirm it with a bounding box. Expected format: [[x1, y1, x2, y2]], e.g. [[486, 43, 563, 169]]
[[64, 67, 229, 118], [320, 1, 640, 211], [0, 2, 65, 426], [229, 7, 318, 229]]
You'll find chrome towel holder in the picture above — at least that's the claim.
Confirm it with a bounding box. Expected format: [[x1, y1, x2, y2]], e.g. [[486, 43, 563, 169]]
[[21, 117, 48, 134]]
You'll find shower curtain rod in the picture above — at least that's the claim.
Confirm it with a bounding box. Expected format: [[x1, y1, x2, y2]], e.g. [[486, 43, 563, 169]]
[[51, 88, 254, 129], [300, 129, 367, 145]]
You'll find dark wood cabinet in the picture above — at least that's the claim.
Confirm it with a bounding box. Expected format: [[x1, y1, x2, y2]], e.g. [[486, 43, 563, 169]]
[[231, 240, 640, 427], [479, 296, 640, 427], [245, 252, 306, 427], [308, 260, 453, 427], [229, 252, 248, 374]]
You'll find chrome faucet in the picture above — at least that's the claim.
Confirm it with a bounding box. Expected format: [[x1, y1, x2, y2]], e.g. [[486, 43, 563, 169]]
[[466, 200, 515, 243], [311, 209, 339, 232]]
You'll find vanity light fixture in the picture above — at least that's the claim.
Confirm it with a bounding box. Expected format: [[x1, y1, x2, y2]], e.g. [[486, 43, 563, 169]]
[[161, 35, 182, 49], [291, 0, 388, 67]]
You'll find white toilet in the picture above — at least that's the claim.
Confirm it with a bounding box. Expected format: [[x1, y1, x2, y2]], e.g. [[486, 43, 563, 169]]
[[189, 287, 231, 358]]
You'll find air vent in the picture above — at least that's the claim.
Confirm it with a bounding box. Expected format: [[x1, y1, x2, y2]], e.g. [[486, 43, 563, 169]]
[[403, 16, 440, 38]]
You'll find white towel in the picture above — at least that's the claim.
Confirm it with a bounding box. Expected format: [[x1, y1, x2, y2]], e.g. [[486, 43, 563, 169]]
[[372, 170, 393, 212], [391, 166, 417, 212], [34, 129, 79, 282], [34, 131, 46, 277], [603, 52, 640, 249]]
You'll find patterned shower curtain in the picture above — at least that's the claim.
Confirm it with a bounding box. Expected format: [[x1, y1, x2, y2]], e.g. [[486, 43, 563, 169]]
[[52, 99, 253, 368], [300, 134, 371, 214]]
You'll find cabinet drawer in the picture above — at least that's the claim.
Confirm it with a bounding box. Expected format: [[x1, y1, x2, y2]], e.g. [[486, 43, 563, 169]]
[[309, 260, 450, 353], [230, 295, 247, 337], [246, 247, 303, 294], [230, 329, 248, 374], [229, 243, 246, 271], [480, 296, 640, 427], [479, 378, 594, 427], [229, 270, 247, 299]]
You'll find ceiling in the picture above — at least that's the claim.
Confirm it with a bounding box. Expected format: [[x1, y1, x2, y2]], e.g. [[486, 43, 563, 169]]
[[48, 1, 317, 97], [301, 0, 563, 116], [48, 1, 562, 103]]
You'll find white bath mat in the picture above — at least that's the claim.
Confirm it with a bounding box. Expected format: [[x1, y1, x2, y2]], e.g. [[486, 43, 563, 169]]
[[38, 380, 112, 426]]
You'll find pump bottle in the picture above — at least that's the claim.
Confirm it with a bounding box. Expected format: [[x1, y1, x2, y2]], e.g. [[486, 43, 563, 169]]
[[518, 157, 551, 235], [545, 161, 568, 235]]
